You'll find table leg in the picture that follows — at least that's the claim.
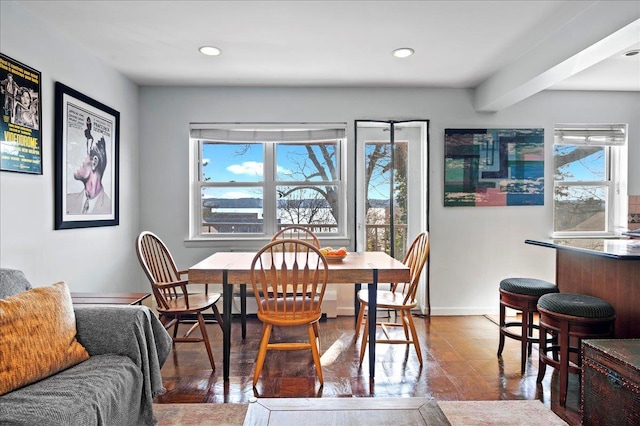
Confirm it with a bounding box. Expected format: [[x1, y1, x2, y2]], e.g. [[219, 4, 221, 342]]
[[240, 284, 247, 339], [368, 269, 378, 379], [223, 270, 231, 381], [354, 283, 361, 326]]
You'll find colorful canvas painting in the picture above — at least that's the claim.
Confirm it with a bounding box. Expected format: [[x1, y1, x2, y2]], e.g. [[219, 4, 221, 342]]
[[444, 128, 544, 207]]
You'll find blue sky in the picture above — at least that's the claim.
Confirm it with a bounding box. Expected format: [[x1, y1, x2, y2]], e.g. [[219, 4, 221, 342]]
[[202, 143, 334, 199], [555, 145, 605, 182]]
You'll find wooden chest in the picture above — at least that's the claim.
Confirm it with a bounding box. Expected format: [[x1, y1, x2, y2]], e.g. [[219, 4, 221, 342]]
[[581, 339, 640, 426]]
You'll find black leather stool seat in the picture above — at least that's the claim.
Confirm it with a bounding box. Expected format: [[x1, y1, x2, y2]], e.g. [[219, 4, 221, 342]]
[[537, 293, 615, 318], [500, 277, 558, 297]]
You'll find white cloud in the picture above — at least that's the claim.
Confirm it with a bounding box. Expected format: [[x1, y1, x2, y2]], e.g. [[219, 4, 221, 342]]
[[226, 161, 292, 176], [277, 165, 293, 175], [227, 161, 263, 175]]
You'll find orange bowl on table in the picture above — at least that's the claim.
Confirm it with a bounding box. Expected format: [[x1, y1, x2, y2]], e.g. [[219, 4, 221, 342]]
[[324, 253, 347, 262], [320, 247, 348, 262]]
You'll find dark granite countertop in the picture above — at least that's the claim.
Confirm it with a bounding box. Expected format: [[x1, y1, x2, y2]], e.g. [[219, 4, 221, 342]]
[[525, 238, 640, 260]]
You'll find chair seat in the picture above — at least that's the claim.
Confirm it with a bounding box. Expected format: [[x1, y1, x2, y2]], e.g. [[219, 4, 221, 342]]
[[499, 277, 558, 297], [537, 293, 615, 319], [160, 293, 221, 314], [357, 289, 417, 310], [258, 297, 322, 325]]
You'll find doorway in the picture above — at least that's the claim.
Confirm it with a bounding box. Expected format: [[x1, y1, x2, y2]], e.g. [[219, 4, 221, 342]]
[[355, 120, 430, 314]]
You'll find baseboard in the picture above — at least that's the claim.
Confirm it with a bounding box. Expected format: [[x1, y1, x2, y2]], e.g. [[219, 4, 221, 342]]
[[429, 307, 499, 316]]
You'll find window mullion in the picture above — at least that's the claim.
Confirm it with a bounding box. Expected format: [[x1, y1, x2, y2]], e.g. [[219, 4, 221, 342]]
[[263, 142, 276, 235]]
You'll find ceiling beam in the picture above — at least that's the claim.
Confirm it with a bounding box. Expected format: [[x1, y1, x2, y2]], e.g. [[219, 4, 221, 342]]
[[473, 1, 640, 112]]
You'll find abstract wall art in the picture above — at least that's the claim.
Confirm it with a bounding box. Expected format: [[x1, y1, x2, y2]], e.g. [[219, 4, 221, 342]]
[[444, 128, 544, 207]]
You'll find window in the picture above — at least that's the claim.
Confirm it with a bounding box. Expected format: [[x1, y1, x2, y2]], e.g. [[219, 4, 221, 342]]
[[189, 123, 346, 239], [553, 124, 628, 237]]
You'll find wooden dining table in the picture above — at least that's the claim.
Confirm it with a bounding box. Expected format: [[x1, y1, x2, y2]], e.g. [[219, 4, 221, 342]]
[[189, 251, 410, 382]]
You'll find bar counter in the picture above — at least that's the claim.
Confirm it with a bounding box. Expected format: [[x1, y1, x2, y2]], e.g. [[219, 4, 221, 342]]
[[526, 238, 640, 338]]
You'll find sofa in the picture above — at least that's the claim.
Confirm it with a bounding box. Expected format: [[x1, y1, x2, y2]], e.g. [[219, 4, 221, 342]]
[[0, 268, 172, 426]]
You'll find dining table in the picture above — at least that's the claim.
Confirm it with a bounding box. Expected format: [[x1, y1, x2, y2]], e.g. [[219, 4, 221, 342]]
[[189, 251, 410, 382]]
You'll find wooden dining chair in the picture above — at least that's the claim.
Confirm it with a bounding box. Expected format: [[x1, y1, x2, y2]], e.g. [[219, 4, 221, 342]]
[[250, 239, 329, 386], [135, 231, 223, 370], [356, 231, 430, 366], [233, 225, 322, 311], [271, 225, 321, 249]]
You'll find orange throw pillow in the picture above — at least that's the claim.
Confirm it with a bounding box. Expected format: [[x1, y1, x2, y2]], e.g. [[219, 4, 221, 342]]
[[0, 281, 89, 395]]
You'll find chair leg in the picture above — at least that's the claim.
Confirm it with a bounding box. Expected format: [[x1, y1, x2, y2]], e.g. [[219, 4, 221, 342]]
[[400, 310, 410, 341], [308, 323, 323, 385], [312, 321, 320, 349], [173, 314, 180, 339], [212, 303, 224, 331], [253, 323, 273, 386], [497, 301, 506, 357], [521, 307, 529, 375], [527, 310, 535, 356], [354, 301, 366, 339], [197, 313, 215, 370], [536, 323, 547, 383], [558, 321, 570, 407], [359, 316, 370, 365], [406, 311, 423, 365]]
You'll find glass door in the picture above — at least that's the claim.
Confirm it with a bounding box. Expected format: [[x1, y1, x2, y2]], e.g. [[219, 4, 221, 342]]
[[355, 120, 430, 313]]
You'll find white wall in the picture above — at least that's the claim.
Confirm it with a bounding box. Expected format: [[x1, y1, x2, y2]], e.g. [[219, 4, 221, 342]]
[[138, 86, 640, 315], [2, 2, 639, 314], [0, 2, 144, 292]]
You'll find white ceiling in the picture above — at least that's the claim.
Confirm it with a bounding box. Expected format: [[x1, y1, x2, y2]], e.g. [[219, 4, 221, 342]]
[[13, 1, 640, 110]]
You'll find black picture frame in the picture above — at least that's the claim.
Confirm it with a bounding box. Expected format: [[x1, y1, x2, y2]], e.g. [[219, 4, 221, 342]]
[[55, 82, 119, 229], [0, 53, 43, 174]]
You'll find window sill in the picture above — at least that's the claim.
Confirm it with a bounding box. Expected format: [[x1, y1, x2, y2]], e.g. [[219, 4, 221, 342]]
[[184, 235, 351, 250], [551, 232, 620, 239]]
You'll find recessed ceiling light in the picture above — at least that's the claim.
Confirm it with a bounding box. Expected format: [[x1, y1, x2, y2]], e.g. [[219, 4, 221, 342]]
[[392, 48, 415, 58], [624, 49, 640, 57], [199, 46, 222, 56]]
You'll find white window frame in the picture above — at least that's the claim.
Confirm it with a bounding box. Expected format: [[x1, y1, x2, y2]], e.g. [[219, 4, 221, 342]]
[[188, 123, 348, 243], [552, 123, 628, 238]]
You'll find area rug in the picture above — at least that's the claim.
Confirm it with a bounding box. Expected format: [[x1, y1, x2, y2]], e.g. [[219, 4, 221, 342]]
[[154, 403, 248, 426], [154, 399, 568, 425], [438, 400, 568, 426]]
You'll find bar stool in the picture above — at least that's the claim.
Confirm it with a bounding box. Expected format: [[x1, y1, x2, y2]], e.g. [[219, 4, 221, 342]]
[[536, 293, 615, 406], [497, 277, 559, 374]]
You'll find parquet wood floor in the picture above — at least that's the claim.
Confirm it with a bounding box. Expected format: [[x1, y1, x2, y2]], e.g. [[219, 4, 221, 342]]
[[155, 315, 580, 425]]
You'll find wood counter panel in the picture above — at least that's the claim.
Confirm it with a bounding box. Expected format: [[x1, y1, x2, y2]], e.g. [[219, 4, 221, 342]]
[[555, 250, 640, 339]]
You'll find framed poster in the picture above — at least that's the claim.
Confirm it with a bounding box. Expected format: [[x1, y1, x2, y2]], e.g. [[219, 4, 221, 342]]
[[55, 82, 119, 229], [0, 53, 42, 174], [444, 128, 544, 207]]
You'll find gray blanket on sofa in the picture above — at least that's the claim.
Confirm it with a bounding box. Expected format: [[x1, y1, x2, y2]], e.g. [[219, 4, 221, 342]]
[[75, 305, 173, 424], [0, 304, 172, 425]]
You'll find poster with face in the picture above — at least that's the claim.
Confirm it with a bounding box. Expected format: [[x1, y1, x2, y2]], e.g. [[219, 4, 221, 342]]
[[54, 82, 120, 229]]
